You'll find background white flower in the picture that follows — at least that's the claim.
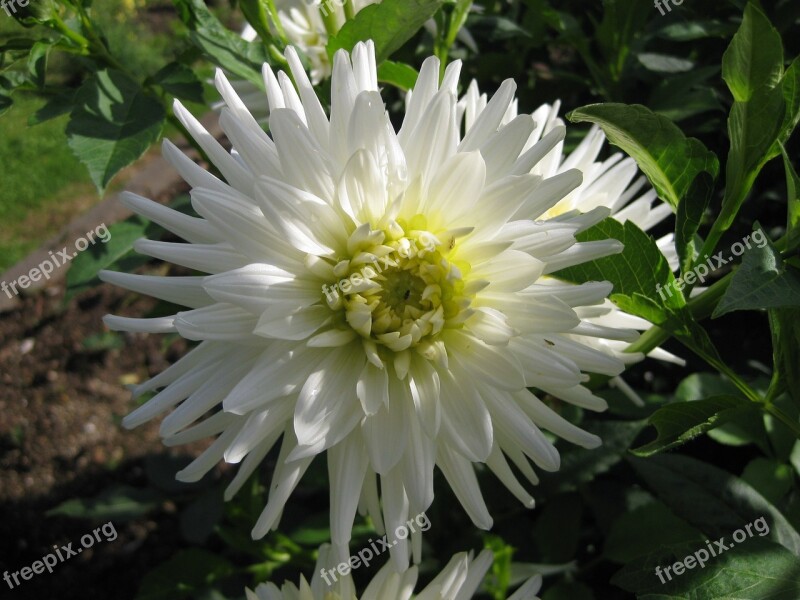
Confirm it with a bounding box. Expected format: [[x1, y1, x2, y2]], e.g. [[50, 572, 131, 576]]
[[102, 41, 647, 570], [246, 545, 542, 600], [264, 0, 379, 84], [456, 82, 685, 375]]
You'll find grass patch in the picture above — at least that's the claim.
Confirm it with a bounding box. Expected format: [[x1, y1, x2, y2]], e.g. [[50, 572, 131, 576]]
[[0, 1, 193, 273]]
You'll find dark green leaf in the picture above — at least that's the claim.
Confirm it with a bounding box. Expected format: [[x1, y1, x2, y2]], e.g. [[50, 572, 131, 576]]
[[675, 172, 713, 275], [741, 458, 794, 505], [782, 146, 800, 252], [776, 57, 800, 153], [628, 454, 800, 555], [66, 216, 151, 301], [769, 308, 800, 405], [604, 501, 703, 563], [28, 89, 75, 125], [151, 62, 205, 104], [67, 70, 165, 193], [631, 395, 753, 457], [613, 539, 800, 599], [327, 0, 446, 63], [675, 373, 770, 451], [135, 549, 234, 600], [568, 104, 719, 210], [46, 485, 160, 521], [173, 0, 268, 86], [713, 230, 800, 317]]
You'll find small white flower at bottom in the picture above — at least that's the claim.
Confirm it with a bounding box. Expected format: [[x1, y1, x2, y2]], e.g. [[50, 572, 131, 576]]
[[246, 545, 542, 600]]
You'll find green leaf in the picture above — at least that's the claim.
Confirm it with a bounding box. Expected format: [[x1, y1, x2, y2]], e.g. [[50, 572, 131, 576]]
[[65, 216, 152, 301], [722, 85, 786, 216], [776, 57, 800, 152], [173, 0, 269, 86], [377, 60, 419, 91], [675, 373, 770, 451], [722, 3, 784, 103], [675, 172, 713, 275], [613, 539, 800, 599], [554, 217, 684, 322], [27, 40, 51, 88], [631, 395, 754, 457], [567, 103, 719, 210], [656, 20, 736, 42], [769, 308, 800, 405], [28, 89, 75, 125], [782, 146, 800, 252], [791, 442, 800, 477], [151, 62, 205, 104], [604, 501, 703, 563], [628, 454, 800, 556], [637, 53, 694, 74], [46, 485, 160, 521], [742, 458, 795, 505], [713, 230, 800, 317], [135, 549, 234, 600], [67, 70, 165, 193], [327, 0, 445, 63], [713, 6, 790, 238]]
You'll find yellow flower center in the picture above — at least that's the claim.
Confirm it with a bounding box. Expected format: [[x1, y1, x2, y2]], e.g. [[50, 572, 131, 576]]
[[323, 215, 475, 354]]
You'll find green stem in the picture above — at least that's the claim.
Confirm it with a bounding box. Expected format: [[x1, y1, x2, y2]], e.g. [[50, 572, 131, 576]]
[[343, 0, 356, 20], [263, 0, 289, 46], [51, 14, 91, 50]]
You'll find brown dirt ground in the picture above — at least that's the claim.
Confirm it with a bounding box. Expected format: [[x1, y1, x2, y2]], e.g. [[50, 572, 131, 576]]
[[0, 273, 219, 600]]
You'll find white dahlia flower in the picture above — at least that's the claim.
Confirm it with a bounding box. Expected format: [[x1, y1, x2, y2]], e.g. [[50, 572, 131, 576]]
[[246, 545, 541, 600], [260, 0, 379, 84], [457, 82, 685, 380], [103, 41, 644, 569]]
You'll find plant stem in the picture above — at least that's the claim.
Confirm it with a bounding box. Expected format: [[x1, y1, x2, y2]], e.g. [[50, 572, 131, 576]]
[[263, 0, 289, 46]]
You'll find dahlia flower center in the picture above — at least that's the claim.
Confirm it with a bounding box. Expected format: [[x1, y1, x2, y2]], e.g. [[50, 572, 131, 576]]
[[324, 218, 474, 352]]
